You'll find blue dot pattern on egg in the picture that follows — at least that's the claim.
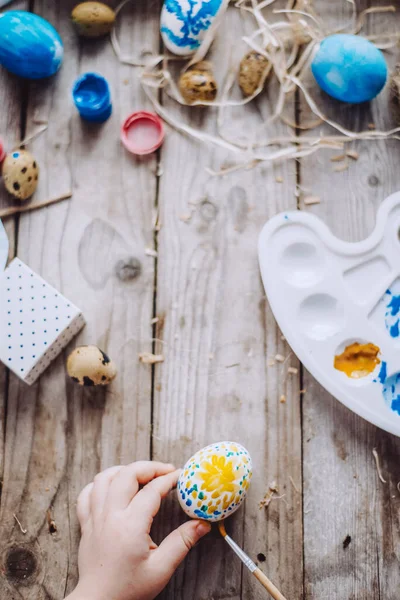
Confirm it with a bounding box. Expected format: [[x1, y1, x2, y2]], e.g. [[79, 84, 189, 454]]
[[0, 11, 63, 79], [161, 0, 225, 56], [177, 441, 253, 522], [311, 34, 387, 104]]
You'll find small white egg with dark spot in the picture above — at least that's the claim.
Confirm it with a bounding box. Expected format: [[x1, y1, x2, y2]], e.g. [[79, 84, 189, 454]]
[[2, 150, 39, 201], [67, 345, 117, 386]]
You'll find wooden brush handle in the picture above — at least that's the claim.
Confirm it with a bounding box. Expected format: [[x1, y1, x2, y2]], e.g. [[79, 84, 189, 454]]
[[253, 568, 288, 600]]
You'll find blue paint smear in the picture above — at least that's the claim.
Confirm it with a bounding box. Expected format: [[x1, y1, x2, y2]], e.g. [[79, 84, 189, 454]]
[[186, 499, 192, 507], [375, 361, 387, 385], [161, 0, 223, 51], [382, 372, 400, 416], [374, 363, 400, 416], [0, 11, 63, 79], [384, 289, 400, 338], [194, 509, 213, 519]]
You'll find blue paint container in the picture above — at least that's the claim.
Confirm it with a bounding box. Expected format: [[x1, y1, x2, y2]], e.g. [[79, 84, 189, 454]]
[[72, 73, 112, 123], [311, 34, 388, 104], [0, 11, 63, 79]]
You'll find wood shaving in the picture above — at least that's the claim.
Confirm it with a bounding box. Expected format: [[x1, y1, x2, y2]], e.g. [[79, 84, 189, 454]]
[[209, 353, 214, 360], [139, 352, 165, 364], [280, 335, 286, 341], [179, 214, 192, 223], [372, 448, 387, 484], [13, 514, 27, 534], [300, 389, 306, 394], [333, 162, 349, 172], [289, 476, 300, 493], [259, 481, 279, 509], [267, 358, 276, 367], [145, 248, 158, 257], [275, 354, 285, 363], [275, 175, 284, 183], [288, 367, 298, 375], [151, 317, 159, 325], [368, 123, 376, 130], [330, 154, 346, 162], [280, 394, 286, 403], [346, 150, 359, 160], [303, 195, 321, 205]]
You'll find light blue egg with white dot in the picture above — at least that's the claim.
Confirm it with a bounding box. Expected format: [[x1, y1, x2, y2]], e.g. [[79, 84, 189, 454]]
[[0, 11, 63, 79], [311, 34, 388, 104]]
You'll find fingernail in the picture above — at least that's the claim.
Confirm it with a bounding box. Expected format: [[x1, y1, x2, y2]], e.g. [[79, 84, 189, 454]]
[[196, 521, 212, 537]]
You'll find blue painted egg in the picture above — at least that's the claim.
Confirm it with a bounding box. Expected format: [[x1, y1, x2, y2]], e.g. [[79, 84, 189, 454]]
[[161, 0, 226, 56], [0, 11, 63, 79], [311, 34, 387, 104]]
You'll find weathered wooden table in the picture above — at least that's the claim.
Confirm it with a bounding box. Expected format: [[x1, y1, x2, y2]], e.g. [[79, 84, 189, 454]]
[[1, 1, 400, 599]]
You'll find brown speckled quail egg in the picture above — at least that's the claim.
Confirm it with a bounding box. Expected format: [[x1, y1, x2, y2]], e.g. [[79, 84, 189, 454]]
[[67, 345, 117, 386], [178, 61, 218, 105], [72, 2, 116, 38], [238, 50, 271, 97], [2, 150, 39, 201]]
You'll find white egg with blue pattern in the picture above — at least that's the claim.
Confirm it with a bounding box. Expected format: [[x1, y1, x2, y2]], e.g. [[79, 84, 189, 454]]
[[177, 441, 253, 522], [160, 0, 226, 56]]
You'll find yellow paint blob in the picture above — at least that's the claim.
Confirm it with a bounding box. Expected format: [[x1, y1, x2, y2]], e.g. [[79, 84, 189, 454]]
[[334, 342, 380, 379]]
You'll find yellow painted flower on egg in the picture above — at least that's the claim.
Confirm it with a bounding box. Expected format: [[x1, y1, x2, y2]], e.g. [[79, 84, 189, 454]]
[[199, 454, 237, 496]]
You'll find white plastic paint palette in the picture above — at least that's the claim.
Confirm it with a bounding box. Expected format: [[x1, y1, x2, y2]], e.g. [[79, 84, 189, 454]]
[[258, 193, 400, 437]]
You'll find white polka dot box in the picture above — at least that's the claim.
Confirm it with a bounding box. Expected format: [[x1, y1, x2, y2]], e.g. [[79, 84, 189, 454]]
[[0, 221, 85, 385]]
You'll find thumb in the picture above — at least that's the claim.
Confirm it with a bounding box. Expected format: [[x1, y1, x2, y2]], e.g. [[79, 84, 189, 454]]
[[154, 520, 211, 573]]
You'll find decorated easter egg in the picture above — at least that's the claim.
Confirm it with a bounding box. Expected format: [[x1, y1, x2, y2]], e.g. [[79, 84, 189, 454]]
[[71, 2, 116, 38], [2, 150, 39, 201], [178, 61, 217, 104], [161, 0, 226, 56], [177, 441, 253, 522], [311, 34, 387, 104], [239, 50, 271, 97], [0, 11, 63, 79], [67, 345, 117, 386]]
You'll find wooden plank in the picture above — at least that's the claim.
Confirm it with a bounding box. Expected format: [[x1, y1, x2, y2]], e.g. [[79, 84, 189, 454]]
[[0, 1, 159, 597], [300, 2, 400, 598], [152, 4, 303, 599], [0, 0, 28, 516]]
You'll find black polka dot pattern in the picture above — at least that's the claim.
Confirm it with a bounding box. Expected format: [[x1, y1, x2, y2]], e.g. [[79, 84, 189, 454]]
[[0, 259, 85, 385]]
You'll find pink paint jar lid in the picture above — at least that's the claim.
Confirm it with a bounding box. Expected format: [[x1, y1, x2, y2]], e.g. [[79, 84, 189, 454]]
[[121, 111, 164, 155], [0, 138, 6, 163]]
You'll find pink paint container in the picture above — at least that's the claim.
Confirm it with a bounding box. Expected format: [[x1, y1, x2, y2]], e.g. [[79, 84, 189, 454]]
[[121, 111, 164, 155]]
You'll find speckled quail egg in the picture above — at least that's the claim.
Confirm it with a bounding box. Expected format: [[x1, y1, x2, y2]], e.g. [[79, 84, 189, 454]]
[[71, 2, 116, 38], [178, 61, 218, 105], [177, 441, 253, 522], [2, 150, 39, 201], [67, 345, 117, 386], [239, 50, 271, 97]]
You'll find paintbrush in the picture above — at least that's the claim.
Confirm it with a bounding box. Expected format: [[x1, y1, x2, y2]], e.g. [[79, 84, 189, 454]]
[[218, 521, 287, 600]]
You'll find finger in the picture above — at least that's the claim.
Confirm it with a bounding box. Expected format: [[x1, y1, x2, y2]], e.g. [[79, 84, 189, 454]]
[[152, 520, 211, 574], [130, 469, 180, 525], [107, 461, 176, 511], [90, 466, 123, 519], [77, 482, 93, 527]]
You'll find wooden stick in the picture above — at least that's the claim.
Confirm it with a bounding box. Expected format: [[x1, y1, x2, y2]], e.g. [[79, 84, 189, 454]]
[[218, 521, 287, 600], [0, 192, 72, 219]]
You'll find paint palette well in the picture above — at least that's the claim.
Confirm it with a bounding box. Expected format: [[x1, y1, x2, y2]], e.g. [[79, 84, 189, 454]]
[[258, 193, 400, 437]]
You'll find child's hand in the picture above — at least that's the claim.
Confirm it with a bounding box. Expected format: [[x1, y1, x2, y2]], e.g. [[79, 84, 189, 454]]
[[67, 461, 211, 600]]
